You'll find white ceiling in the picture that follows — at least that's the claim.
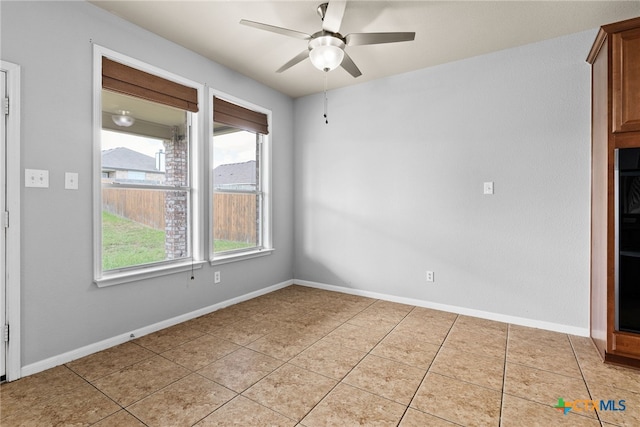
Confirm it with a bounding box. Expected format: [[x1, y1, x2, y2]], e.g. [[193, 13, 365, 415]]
[[90, 1, 640, 98], [102, 90, 186, 127]]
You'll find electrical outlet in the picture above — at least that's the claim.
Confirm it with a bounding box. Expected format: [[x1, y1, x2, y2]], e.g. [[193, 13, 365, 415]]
[[426, 271, 434, 282], [214, 271, 221, 284]]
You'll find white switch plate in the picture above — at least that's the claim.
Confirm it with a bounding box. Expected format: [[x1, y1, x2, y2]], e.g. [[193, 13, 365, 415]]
[[65, 172, 79, 190], [25, 169, 49, 188], [483, 181, 494, 195]]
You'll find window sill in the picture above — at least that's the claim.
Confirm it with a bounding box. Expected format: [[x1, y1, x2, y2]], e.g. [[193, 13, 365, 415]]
[[95, 260, 206, 288], [210, 248, 274, 266]]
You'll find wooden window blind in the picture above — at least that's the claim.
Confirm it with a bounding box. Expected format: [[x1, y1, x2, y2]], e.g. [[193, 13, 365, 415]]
[[214, 97, 269, 135], [102, 57, 198, 112]]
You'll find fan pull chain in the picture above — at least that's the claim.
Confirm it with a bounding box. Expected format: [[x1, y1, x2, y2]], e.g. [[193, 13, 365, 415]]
[[323, 71, 329, 124]]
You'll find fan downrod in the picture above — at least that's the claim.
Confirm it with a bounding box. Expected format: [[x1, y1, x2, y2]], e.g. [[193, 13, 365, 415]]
[[317, 3, 329, 21]]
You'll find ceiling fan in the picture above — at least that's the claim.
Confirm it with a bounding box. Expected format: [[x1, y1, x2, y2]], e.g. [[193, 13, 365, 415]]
[[240, 0, 416, 77]]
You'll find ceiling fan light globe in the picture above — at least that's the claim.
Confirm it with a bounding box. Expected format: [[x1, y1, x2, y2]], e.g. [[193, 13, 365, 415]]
[[309, 45, 344, 72], [112, 113, 135, 127]]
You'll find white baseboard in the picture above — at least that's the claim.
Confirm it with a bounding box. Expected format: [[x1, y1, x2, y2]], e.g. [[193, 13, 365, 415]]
[[294, 279, 590, 337], [21, 276, 588, 379], [21, 279, 293, 378]]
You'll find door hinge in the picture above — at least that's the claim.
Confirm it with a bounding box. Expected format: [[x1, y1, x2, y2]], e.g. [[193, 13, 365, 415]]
[[3, 324, 8, 342], [1, 211, 8, 228], [3, 97, 8, 115]]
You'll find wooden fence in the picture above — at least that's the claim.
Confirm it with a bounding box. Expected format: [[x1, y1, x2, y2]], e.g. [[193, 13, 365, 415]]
[[103, 188, 165, 230], [213, 193, 257, 243], [103, 188, 256, 242]]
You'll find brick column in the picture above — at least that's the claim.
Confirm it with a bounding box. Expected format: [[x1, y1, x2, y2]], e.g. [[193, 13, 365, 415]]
[[164, 126, 188, 259]]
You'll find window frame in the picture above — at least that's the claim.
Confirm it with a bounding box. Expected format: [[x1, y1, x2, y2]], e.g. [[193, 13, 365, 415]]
[[93, 46, 205, 287], [209, 89, 273, 265]]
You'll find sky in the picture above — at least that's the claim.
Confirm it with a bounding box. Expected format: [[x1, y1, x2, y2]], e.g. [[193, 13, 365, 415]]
[[213, 130, 256, 169], [102, 129, 256, 169], [101, 130, 164, 158]]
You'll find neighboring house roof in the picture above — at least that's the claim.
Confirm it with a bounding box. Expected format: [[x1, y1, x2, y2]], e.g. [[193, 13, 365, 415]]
[[102, 147, 160, 173], [214, 160, 256, 186]]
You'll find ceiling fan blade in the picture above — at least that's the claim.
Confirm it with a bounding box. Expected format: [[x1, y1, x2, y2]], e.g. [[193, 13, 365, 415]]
[[276, 50, 310, 73], [340, 51, 362, 78], [322, 0, 347, 33], [240, 19, 311, 40], [346, 32, 415, 46]]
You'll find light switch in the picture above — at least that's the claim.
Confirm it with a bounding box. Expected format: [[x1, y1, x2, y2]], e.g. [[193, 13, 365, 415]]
[[65, 172, 79, 190], [483, 181, 494, 195], [25, 169, 49, 188]]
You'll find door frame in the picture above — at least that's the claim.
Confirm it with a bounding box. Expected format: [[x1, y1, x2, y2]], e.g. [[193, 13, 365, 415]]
[[1, 60, 21, 381]]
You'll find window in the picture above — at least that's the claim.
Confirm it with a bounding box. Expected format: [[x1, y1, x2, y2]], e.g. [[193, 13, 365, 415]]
[[94, 49, 202, 285], [211, 95, 272, 262]]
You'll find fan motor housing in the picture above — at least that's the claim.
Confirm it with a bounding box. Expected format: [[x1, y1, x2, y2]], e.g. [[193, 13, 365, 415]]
[[308, 32, 346, 51]]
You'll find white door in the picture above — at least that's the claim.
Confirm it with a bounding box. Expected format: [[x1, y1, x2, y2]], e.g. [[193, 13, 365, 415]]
[[0, 69, 7, 380]]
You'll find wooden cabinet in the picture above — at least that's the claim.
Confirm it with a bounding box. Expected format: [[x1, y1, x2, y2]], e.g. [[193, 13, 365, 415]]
[[613, 26, 640, 133], [588, 16, 640, 368]]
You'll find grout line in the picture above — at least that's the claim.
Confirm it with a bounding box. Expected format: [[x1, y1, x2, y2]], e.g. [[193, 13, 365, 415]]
[[71, 368, 145, 425], [187, 392, 245, 427], [277, 298, 388, 423], [35, 287, 569, 427], [219, 394, 298, 424], [497, 323, 510, 427], [227, 297, 374, 367], [251, 298, 415, 423], [201, 294, 383, 424], [568, 335, 605, 426], [123, 409, 150, 427], [504, 359, 587, 381], [397, 312, 460, 426]]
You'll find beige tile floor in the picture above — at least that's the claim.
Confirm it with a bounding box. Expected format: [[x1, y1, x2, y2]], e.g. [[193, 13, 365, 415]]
[[1, 285, 639, 426]]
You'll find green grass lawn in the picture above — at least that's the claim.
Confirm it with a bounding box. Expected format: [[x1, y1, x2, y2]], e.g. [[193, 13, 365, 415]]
[[102, 211, 166, 271], [213, 240, 254, 253], [102, 211, 256, 270]]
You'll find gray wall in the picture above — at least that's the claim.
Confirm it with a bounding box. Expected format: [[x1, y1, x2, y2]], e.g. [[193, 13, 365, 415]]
[[0, 0, 599, 369], [293, 29, 595, 330], [1, 1, 294, 366]]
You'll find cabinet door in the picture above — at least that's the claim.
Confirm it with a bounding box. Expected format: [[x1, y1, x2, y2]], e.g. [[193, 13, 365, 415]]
[[613, 27, 640, 133]]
